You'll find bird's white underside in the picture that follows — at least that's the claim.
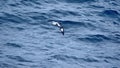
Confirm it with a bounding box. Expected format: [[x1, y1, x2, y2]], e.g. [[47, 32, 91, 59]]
[[60, 28, 64, 32]]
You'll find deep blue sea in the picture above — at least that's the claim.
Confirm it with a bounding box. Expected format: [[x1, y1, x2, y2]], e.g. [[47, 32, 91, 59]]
[[0, 0, 120, 68]]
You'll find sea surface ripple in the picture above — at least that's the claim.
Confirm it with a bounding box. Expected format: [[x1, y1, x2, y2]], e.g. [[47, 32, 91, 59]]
[[0, 0, 120, 68]]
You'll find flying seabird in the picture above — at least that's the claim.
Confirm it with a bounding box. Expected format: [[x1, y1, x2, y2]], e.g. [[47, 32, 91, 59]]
[[52, 21, 64, 35]]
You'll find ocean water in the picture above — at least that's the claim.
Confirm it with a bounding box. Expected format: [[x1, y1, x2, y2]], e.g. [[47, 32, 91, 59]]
[[0, 0, 120, 68]]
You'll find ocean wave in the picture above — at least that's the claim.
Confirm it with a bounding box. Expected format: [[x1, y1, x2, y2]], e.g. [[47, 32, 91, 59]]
[[51, 54, 99, 63], [96, 56, 120, 61], [6, 55, 32, 62], [78, 34, 111, 42], [0, 62, 17, 68], [50, 9, 81, 16], [62, 0, 97, 3], [0, 0, 120, 68], [77, 34, 120, 43], [0, 12, 30, 24], [99, 10, 120, 18], [5, 43, 22, 48]]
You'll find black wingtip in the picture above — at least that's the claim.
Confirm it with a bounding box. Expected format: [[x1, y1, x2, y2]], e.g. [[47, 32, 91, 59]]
[[62, 32, 64, 35]]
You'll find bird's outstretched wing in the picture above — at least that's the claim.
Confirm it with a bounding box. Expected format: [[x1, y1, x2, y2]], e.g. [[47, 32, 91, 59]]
[[52, 21, 64, 35]]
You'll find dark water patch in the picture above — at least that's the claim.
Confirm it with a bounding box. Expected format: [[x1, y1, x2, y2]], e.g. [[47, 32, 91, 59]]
[[0, 0, 7, 7], [16, 27, 25, 31], [24, 12, 40, 15], [0, 18, 7, 24], [96, 56, 120, 61], [20, 0, 57, 5], [6, 55, 32, 62], [45, 45, 54, 49], [0, 50, 3, 54], [50, 9, 81, 16], [51, 55, 80, 61], [104, 0, 119, 3], [8, 26, 25, 31], [0, 12, 30, 24], [30, 15, 47, 21], [105, 56, 120, 61], [27, 22, 42, 25], [0, 22, 2, 25], [17, 63, 27, 66], [81, 57, 99, 62], [113, 33, 120, 39], [89, 5, 104, 9], [6, 0, 21, 7], [104, 59, 109, 63], [103, 10, 119, 15], [99, 10, 120, 18], [51, 54, 99, 63], [109, 1, 119, 6], [5, 43, 22, 48], [24, 12, 49, 21], [117, 54, 120, 56], [111, 38, 120, 43], [85, 22, 97, 30], [20, 0, 42, 6], [0, 62, 17, 68], [40, 25, 54, 30], [62, 0, 97, 3], [108, 32, 120, 43], [37, 31, 48, 35], [112, 21, 120, 26], [78, 34, 111, 43], [117, 18, 120, 22], [112, 67, 118, 68], [41, 0, 58, 4], [8, 3, 21, 7], [38, 48, 49, 51]]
